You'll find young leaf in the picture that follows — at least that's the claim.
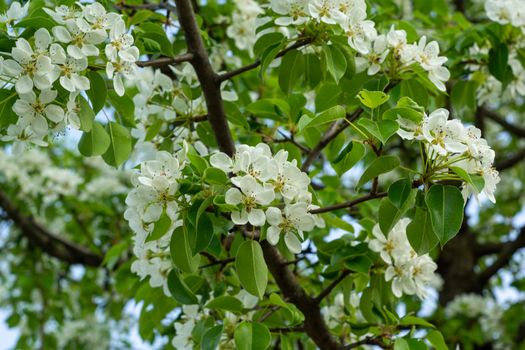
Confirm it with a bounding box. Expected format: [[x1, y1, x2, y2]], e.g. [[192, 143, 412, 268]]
[[450, 166, 485, 193], [235, 240, 268, 299], [424, 185, 464, 245], [357, 90, 390, 109]]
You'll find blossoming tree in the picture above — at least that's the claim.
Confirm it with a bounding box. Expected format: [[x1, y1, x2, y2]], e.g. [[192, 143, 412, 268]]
[[0, 0, 524, 349]]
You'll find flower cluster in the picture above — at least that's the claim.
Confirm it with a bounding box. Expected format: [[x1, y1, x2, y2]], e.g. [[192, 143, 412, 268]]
[[210, 143, 324, 254], [125, 147, 188, 295], [269, 0, 450, 91], [485, 0, 525, 27], [172, 290, 258, 349], [226, 0, 264, 52], [368, 218, 438, 299], [0, 148, 80, 204], [397, 108, 500, 202], [463, 2, 525, 103], [0, 2, 138, 151], [445, 293, 509, 349]]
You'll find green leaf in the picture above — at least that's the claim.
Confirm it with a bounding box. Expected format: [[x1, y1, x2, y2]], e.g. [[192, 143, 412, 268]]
[[102, 122, 132, 167], [78, 122, 110, 156], [170, 227, 200, 273], [191, 212, 214, 254], [205, 295, 243, 313], [202, 325, 223, 350], [489, 43, 509, 82], [254, 32, 284, 57], [383, 107, 423, 123], [332, 142, 365, 176], [78, 96, 95, 132], [399, 315, 435, 328], [188, 151, 208, 175], [333, 141, 354, 164], [451, 80, 477, 118], [139, 22, 173, 56], [146, 210, 171, 242], [378, 198, 400, 235], [388, 179, 413, 208], [394, 338, 409, 350], [297, 105, 345, 132], [305, 53, 323, 89], [357, 118, 399, 144], [108, 91, 135, 127], [260, 42, 285, 76], [406, 207, 439, 254], [279, 50, 305, 93], [450, 166, 484, 193], [246, 99, 290, 121], [102, 241, 128, 269], [235, 241, 268, 299], [315, 83, 341, 112], [129, 10, 153, 26], [86, 71, 107, 114], [167, 270, 198, 304], [427, 330, 448, 350], [204, 167, 228, 185], [424, 185, 464, 246], [357, 90, 390, 109], [323, 45, 347, 83], [399, 79, 428, 106], [234, 321, 271, 350], [357, 155, 400, 189], [0, 89, 18, 130]]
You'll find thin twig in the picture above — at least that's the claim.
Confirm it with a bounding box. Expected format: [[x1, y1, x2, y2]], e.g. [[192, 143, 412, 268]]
[[310, 192, 387, 214], [136, 53, 194, 68], [217, 38, 314, 82], [314, 270, 351, 304]]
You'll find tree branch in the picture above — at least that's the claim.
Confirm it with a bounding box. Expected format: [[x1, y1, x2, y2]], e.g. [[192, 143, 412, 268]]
[[0, 189, 103, 266], [174, 0, 235, 154], [216, 38, 314, 82], [174, 3, 339, 348], [495, 147, 525, 171], [481, 107, 525, 138], [340, 336, 388, 350], [261, 241, 340, 350], [476, 226, 525, 289], [314, 269, 351, 304], [301, 113, 358, 172]]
